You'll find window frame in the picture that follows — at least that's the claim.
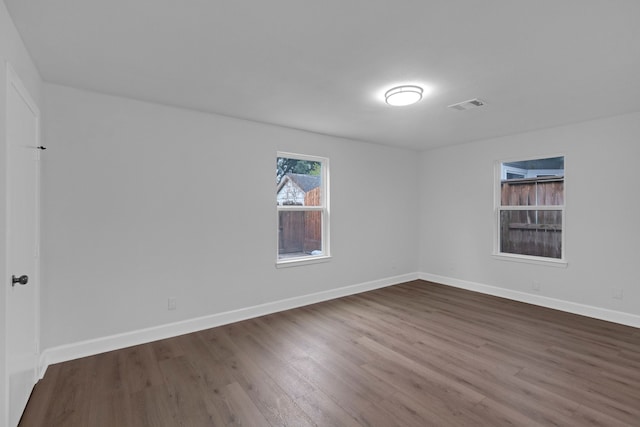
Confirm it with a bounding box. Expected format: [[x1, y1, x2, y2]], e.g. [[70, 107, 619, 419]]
[[493, 154, 567, 267], [276, 152, 330, 267]]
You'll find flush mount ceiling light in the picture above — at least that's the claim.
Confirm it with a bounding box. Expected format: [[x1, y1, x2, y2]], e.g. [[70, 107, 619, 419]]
[[385, 85, 423, 106]]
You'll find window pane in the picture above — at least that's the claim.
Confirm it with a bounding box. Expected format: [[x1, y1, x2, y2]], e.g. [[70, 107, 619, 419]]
[[500, 210, 562, 258], [502, 156, 564, 178], [278, 211, 323, 258], [501, 177, 564, 206], [277, 157, 322, 206], [500, 156, 564, 206]]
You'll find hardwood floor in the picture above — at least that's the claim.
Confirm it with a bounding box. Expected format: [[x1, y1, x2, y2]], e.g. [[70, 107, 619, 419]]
[[20, 280, 640, 426]]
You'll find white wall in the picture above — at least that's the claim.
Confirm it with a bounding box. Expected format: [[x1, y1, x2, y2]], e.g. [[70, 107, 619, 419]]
[[0, 1, 43, 424], [419, 112, 640, 319], [41, 83, 420, 350], [38, 82, 640, 362]]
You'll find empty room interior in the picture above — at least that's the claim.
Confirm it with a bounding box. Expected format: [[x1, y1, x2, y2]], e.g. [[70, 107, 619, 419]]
[[1, 1, 640, 426]]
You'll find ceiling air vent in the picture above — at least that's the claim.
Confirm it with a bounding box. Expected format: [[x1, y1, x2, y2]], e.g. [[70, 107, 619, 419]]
[[448, 98, 486, 111]]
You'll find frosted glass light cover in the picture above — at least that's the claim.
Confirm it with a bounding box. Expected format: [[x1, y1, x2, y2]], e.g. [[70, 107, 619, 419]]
[[385, 85, 423, 106]]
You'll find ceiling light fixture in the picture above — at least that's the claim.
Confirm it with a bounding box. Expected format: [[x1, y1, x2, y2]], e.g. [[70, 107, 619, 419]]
[[385, 85, 423, 106]]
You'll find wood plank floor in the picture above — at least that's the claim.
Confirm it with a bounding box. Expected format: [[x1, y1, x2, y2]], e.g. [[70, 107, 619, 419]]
[[20, 280, 640, 426]]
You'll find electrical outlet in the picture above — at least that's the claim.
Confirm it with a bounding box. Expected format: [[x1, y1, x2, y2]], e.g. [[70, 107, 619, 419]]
[[612, 289, 623, 300], [532, 281, 541, 292], [168, 297, 177, 310]]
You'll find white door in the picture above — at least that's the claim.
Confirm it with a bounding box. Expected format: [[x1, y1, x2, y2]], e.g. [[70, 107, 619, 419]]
[[5, 64, 40, 427]]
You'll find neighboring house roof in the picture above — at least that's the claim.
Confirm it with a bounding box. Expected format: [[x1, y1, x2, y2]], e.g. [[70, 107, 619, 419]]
[[277, 173, 320, 193]]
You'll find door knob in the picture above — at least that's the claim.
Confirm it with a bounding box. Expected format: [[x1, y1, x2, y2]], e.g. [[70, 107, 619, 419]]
[[12, 275, 28, 287]]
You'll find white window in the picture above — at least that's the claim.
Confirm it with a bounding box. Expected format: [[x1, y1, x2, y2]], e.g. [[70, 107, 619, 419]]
[[276, 152, 330, 266], [495, 155, 565, 264]]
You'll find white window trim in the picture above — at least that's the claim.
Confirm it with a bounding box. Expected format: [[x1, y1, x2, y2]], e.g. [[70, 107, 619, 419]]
[[276, 152, 330, 267], [493, 154, 567, 267], [276, 254, 332, 268]]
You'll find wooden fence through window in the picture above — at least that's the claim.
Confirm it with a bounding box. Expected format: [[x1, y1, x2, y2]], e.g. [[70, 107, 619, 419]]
[[279, 187, 322, 255], [500, 176, 563, 258]]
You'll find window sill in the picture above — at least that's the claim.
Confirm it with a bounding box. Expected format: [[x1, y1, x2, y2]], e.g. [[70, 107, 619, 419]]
[[276, 255, 332, 268], [492, 253, 568, 268]]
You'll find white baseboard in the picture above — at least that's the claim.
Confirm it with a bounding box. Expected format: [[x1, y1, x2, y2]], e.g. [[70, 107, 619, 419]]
[[39, 272, 419, 379], [419, 272, 640, 329]]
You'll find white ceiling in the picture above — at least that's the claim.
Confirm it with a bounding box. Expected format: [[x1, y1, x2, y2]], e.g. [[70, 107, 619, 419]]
[[5, 0, 640, 150]]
